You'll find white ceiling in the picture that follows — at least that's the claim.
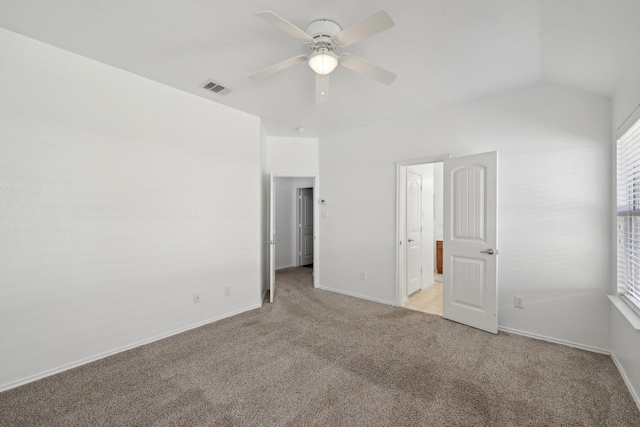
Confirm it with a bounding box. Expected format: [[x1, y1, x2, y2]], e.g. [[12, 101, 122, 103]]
[[1, 0, 640, 137]]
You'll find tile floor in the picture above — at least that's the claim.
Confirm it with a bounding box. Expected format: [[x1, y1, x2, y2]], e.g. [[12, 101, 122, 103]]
[[404, 277, 443, 316]]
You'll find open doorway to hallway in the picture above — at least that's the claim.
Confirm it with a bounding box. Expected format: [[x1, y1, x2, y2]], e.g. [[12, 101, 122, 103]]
[[268, 174, 319, 303], [397, 160, 444, 316], [274, 177, 315, 271]]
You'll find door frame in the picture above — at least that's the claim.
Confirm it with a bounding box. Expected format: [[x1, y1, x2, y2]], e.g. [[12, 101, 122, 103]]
[[396, 155, 450, 306], [269, 173, 320, 302]]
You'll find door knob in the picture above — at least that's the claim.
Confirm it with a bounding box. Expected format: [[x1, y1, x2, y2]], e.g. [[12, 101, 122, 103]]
[[480, 248, 494, 255], [408, 239, 415, 242]]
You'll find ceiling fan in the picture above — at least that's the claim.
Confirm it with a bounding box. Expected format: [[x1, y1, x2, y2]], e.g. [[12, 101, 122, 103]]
[[249, 10, 397, 104]]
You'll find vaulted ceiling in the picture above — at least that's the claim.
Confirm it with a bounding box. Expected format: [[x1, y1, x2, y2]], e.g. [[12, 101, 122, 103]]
[[1, 0, 640, 137]]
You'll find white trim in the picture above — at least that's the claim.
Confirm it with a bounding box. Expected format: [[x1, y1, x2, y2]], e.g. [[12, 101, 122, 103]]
[[317, 286, 394, 306], [616, 104, 640, 139], [609, 295, 640, 330], [397, 155, 453, 168], [498, 326, 610, 355], [0, 303, 262, 392], [611, 351, 640, 412]]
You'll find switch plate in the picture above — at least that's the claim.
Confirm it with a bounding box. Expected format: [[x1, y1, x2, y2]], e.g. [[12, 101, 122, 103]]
[[514, 296, 524, 309]]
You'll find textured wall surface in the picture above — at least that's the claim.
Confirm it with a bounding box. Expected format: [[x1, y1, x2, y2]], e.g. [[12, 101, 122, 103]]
[[319, 82, 612, 351], [0, 28, 262, 389]]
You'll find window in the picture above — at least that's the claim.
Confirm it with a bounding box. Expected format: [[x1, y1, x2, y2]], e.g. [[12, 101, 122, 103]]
[[617, 109, 640, 315]]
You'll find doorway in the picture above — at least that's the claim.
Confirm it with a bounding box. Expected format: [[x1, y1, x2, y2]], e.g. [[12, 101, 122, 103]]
[[396, 152, 499, 334], [400, 161, 444, 315], [268, 175, 318, 303]]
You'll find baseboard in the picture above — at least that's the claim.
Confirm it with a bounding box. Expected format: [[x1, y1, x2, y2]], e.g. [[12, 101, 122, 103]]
[[275, 264, 296, 271], [317, 286, 394, 306], [498, 326, 610, 355], [610, 351, 640, 412], [0, 303, 262, 392]]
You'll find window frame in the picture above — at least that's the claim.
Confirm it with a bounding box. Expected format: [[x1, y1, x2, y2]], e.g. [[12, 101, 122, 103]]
[[615, 104, 640, 324]]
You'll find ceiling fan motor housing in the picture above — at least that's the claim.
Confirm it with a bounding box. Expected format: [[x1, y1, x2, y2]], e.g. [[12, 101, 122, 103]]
[[305, 19, 341, 50]]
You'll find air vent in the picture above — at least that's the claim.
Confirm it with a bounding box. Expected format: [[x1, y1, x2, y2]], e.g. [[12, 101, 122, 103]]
[[201, 79, 231, 95]]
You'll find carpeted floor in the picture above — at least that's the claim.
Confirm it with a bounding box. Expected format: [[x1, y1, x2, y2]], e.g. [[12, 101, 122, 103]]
[[1, 267, 639, 426]]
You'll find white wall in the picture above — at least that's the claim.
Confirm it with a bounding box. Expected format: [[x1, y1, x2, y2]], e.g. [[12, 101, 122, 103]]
[[266, 137, 319, 175], [260, 125, 269, 299], [611, 52, 640, 406], [0, 29, 262, 389], [275, 178, 295, 270], [319, 82, 612, 351]]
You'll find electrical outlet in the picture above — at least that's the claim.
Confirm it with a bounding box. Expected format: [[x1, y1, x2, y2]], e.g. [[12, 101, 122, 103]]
[[224, 286, 231, 296], [514, 296, 524, 309], [193, 293, 200, 303], [360, 272, 367, 281]]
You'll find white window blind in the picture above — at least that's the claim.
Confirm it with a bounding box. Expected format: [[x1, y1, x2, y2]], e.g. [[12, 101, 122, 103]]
[[617, 112, 640, 313]]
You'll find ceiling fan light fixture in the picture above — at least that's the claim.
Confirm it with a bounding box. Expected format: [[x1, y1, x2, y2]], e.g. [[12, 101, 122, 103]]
[[308, 49, 339, 75]]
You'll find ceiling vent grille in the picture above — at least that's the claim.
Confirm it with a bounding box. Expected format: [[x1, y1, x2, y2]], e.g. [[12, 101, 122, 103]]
[[201, 79, 231, 95]]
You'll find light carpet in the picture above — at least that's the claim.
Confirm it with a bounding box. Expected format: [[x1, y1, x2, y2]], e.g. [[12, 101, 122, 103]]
[[1, 267, 639, 426]]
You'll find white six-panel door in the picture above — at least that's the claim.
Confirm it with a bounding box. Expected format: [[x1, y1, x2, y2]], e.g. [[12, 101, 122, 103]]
[[298, 188, 314, 266], [406, 171, 423, 296], [443, 152, 498, 334]]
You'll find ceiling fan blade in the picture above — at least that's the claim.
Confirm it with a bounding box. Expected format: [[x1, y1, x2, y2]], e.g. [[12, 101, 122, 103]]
[[249, 55, 307, 79], [257, 11, 315, 43], [334, 10, 395, 47], [316, 74, 330, 104], [340, 53, 397, 85]]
